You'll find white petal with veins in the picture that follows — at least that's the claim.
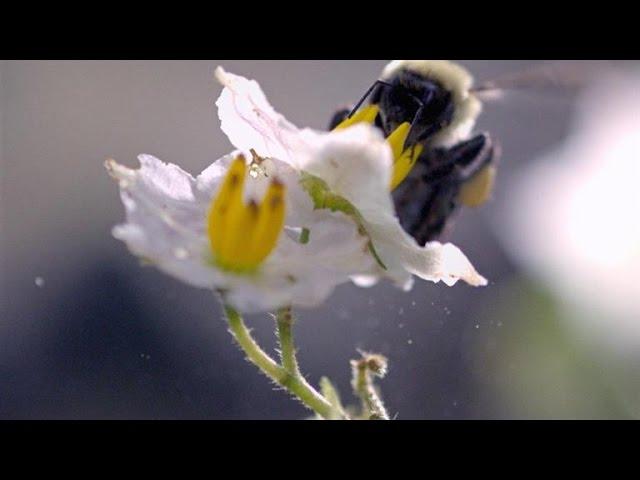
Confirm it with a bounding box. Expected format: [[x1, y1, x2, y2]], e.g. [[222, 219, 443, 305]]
[[108, 153, 371, 313]]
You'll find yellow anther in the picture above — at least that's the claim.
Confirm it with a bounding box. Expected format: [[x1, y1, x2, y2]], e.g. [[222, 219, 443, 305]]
[[208, 156, 246, 257], [247, 180, 286, 266], [390, 144, 424, 191], [333, 104, 380, 131], [207, 155, 286, 273], [386, 122, 411, 163], [386, 122, 424, 191], [458, 164, 496, 207], [226, 201, 260, 270]]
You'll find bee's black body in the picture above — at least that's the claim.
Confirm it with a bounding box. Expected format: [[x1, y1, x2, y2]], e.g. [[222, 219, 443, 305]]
[[391, 133, 495, 245], [373, 70, 455, 149], [330, 66, 497, 246]]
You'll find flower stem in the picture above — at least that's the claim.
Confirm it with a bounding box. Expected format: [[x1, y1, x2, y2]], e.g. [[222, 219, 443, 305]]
[[275, 307, 299, 375], [351, 355, 390, 420], [223, 304, 338, 419], [224, 304, 283, 380]]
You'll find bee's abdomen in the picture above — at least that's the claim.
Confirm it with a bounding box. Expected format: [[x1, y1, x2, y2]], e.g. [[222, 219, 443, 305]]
[[393, 156, 459, 245], [393, 133, 496, 245]]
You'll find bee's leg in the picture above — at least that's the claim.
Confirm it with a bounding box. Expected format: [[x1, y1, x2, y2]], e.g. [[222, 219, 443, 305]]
[[347, 80, 392, 118], [393, 133, 498, 245], [328, 107, 352, 130], [393, 165, 459, 246], [404, 100, 425, 151], [450, 133, 496, 180], [422, 133, 496, 183], [330, 79, 427, 148], [403, 89, 459, 152], [327, 80, 392, 130], [452, 133, 498, 207]]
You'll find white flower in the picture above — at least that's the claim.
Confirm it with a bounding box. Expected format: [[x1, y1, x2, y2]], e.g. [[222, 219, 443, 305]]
[[107, 151, 373, 313], [215, 66, 487, 290], [500, 70, 640, 349]]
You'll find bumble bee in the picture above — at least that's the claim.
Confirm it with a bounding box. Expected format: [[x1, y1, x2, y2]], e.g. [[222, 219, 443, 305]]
[[329, 60, 496, 245], [329, 60, 601, 246]]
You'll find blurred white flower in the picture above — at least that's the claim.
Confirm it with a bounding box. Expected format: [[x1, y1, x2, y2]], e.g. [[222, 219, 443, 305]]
[[502, 70, 640, 348], [107, 152, 372, 313], [215, 67, 487, 290]]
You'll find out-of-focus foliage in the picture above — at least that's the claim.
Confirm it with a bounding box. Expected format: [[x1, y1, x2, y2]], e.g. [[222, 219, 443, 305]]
[[474, 277, 638, 419]]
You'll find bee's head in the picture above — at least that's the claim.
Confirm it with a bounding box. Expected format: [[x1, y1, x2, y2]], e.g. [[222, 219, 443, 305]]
[[380, 60, 483, 147]]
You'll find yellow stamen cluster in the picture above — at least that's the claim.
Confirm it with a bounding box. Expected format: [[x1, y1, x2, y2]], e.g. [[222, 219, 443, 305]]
[[333, 104, 423, 191], [208, 155, 286, 273], [385, 122, 424, 191]]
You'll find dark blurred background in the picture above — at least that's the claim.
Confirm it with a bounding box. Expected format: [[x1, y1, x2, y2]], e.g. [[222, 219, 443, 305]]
[[1, 60, 637, 419]]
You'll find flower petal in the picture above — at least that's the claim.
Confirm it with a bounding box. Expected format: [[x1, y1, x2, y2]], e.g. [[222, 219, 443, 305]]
[[215, 67, 307, 169], [227, 211, 373, 312], [108, 153, 372, 313], [107, 155, 220, 288], [297, 123, 488, 288]]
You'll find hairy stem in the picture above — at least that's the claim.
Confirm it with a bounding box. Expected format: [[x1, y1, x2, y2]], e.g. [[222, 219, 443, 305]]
[[352, 356, 390, 420], [224, 304, 283, 380], [276, 307, 299, 375], [223, 304, 337, 419]]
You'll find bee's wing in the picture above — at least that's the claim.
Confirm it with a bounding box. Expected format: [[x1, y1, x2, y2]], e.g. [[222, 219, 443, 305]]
[[471, 61, 612, 100]]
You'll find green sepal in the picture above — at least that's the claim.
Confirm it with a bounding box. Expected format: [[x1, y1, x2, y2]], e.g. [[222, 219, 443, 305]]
[[299, 173, 387, 270], [319, 376, 347, 420], [299, 227, 310, 245]]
